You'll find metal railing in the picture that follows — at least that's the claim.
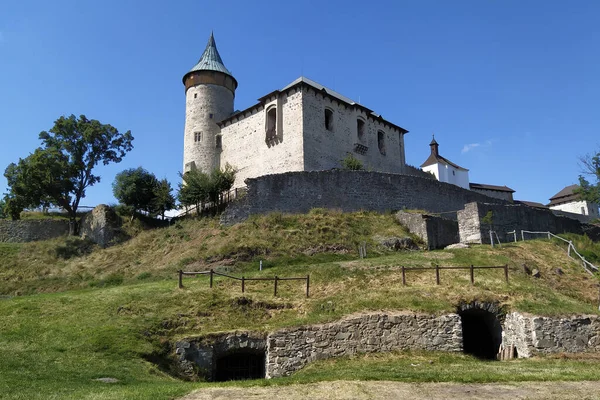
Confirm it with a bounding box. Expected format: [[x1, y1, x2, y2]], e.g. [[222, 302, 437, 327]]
[[520, 230, 598, 275]]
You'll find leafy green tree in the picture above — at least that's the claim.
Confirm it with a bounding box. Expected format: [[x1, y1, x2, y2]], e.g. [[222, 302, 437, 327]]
[[4, 115, 133, 232], [177, 164, 236, 216], [152, 178, 176, 220], [576, 151, 600, 204], [112, 167, 157, 220], [0, 197, 7, 219], [341, 153, 363, 171]]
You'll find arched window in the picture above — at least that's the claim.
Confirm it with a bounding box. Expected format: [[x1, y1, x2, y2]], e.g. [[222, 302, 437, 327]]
[[266, 106, 277, 140], [357, 118, 365, 142], [378, 130, 386, 155], [324, 108, 334, 132]]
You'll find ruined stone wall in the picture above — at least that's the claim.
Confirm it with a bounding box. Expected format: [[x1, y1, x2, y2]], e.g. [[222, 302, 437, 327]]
[[457, 202, 588, 244], [503, 312, 600, 357], [0, 219, 70, 243], [395, 211, 459, 250], [221, 170, 506, 225], [301, 86, 406, 173], [220, 88, 305, 188], [266, 312, 462, 378]]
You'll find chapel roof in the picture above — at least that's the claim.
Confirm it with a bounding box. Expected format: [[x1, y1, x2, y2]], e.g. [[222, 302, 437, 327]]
[[469, 183, 515, 193], [548, 184, 581, 206], [420, 140, 468, 171], [183, 32, 235, 81]]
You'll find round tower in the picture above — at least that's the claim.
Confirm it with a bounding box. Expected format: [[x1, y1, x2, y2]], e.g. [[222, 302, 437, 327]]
[[182, 32, 237, 174]]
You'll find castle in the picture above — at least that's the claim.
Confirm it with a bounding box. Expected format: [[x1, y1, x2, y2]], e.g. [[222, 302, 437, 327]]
[[182, 33, 408, 188]]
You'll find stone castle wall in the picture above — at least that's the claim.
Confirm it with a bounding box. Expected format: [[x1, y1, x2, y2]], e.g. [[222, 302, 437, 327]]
[[301, 86, 406, 173], [220, 88, 305, 188], [457, 202, 597, 244], [221, 170, 505, 225], [395, 211, 459, 250], [0, 219, 70, 243]]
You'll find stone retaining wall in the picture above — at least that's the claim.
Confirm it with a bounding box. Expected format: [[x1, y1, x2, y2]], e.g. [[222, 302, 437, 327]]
[[222, 170, 506, 225], [503, 312, 600, 357], [266, 312, 462, 378], [0, 219, 70, 243], [395, 211, 459, 250]]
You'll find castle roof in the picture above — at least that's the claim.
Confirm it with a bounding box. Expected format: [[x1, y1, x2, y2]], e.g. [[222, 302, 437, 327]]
[[420, 139, 468, 171], [183, 32, 235, 82], [469, 183, 514, 193], [218, 76, 408, 134], [548, 184, 581, 206]]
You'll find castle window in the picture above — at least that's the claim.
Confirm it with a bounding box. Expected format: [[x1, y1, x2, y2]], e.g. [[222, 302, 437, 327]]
[[378, 130, 386, 155], [357, 119, 365, 142], [266, 106, 277, 140], [209, 113, 214, 119], [216, 135, 222, 149], [194, 131, 202, 143], [194, 93, 197, 99], [324, 108, 334, 132]]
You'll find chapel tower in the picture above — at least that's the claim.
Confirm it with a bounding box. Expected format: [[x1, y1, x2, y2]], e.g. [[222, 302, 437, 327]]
[[182, 32, 237, 174]]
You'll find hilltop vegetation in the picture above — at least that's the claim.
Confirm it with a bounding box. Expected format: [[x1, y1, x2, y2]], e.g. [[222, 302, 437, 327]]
[[1, 209, 600, 399]]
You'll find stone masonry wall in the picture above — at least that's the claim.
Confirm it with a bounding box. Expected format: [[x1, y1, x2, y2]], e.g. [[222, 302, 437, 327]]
[[301, 86, 406, 173], [221, 170, 506, 225], [220, 88, 305, 189], [503, 312, 600, 358], [266, 312, 462, 378], [395, 211, 459, 250], [457, 202, 590, 244], [0, 219, 70, 243]]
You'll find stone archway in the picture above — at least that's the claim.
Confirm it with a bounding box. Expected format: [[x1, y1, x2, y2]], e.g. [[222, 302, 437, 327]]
[[458, 302, 503, 360]]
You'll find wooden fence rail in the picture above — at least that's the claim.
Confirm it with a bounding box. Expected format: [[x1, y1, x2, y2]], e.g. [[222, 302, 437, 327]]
[[400, 264, 509, 286], [178, 269, 310, 297]]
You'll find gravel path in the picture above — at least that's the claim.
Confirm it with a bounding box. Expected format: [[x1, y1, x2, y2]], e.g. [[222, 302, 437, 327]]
[[179, 380, 600, 400]]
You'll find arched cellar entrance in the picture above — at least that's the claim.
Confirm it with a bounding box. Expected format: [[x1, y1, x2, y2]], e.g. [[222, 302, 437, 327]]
[[214, 350, 266, 381], [458, 305, 502, 360]]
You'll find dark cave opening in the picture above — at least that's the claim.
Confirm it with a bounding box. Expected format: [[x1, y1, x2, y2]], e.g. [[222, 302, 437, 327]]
[[459, 308, 502, 360], [214, 350, 266, 381]]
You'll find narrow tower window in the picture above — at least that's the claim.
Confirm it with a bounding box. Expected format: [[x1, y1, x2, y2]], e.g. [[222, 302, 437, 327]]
[[357, 119, 365, 142], [324, 108, 334, 132], [194, 131, 203, 143], [194, 93, 197, 99], [378, 130, 386, 155], [216, 135, 222, 149], [266, 106, 277, 140]]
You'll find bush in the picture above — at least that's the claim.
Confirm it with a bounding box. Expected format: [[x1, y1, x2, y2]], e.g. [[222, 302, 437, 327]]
[[341, 153, 363, 171]]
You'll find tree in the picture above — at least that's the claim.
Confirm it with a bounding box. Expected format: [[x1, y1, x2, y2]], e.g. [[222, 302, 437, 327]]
[[112, 167, 157, 219], [4, 115, 133, 232], [341, 153, 363, 171], [0, 197, 7, 219], [152, 178, 176, 220], [576, 151, 600, 204], [177, 164, 236, 216]]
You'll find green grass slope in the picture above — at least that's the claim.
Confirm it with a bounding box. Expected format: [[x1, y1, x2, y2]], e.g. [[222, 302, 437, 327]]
[[1, 210, 600, 399]]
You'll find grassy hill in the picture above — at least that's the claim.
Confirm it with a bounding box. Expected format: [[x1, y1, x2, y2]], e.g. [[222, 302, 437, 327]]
[[1, 209, 600, 399]]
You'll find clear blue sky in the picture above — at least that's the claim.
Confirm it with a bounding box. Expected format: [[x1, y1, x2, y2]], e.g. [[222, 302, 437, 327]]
[[1, 0, 598, 207]]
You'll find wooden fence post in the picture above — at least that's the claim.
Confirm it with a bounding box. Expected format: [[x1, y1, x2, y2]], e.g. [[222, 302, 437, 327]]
[[402, 266, 406, 286], [306, 275, 310, 298], [210, 269, 214, 288], [274, 276, 278, 296], [521, 230, 524, 241], [470, 265, 474, 285], [242, 276, 245, 293], [435, 265, 440, 285], [504, 265, 509, 283], [178, 270, 183, 289]]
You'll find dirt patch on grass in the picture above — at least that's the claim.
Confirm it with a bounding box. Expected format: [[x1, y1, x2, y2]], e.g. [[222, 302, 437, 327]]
[[180, 380, 600, 400]]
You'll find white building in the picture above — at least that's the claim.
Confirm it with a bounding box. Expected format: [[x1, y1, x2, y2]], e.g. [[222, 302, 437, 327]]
[[182, 33, 409, 188], [420, 137, 470, 189], [548, 185, 599, 217]]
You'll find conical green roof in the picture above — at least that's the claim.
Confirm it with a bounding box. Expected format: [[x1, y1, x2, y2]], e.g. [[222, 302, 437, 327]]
[[185, 32, 234, 79]]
